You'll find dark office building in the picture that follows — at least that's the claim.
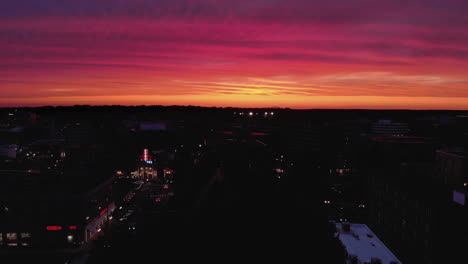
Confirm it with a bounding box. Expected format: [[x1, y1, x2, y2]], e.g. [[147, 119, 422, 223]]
[[364, 136, 446, 264], [0, 170, 117, 251]]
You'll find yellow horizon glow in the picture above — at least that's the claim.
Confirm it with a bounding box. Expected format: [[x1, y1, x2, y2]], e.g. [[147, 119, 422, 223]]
[[2, 94, 468, 110]]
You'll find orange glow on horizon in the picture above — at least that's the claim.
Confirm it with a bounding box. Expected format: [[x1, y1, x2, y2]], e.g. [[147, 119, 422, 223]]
[[1, 94, 468, 110]]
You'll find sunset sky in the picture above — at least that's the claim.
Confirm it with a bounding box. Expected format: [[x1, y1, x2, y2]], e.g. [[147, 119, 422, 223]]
[[2, 0, 468, 109]]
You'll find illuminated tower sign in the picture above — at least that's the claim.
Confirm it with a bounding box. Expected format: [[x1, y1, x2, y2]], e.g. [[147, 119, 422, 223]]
[[141, 148, 153, 163], [138, 149, 156, 180]]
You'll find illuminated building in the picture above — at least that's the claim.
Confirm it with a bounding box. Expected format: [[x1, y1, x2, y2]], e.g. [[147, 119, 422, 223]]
[[137, 149, 156, 180], [163, 168, 174, 181]]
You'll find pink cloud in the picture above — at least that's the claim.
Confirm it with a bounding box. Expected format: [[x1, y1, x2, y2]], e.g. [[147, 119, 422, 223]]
[[1, 1, 468, 108]]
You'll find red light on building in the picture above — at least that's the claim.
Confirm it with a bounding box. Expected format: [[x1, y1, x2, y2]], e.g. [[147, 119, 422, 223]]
[[143, 149, 149, 161], [140, 148, 153, 162], [155, 198, 161, 202], [69, 226, 77, 230], [46, 226, 62, 231], [99, 208, 108, 216]]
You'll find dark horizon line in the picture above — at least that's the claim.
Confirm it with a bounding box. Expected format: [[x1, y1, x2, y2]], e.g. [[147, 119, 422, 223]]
[[1, 104, 468, 112]]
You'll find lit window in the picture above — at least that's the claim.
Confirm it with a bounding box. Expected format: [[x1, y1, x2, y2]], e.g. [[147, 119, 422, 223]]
[[20, 233, 31, 239], [6, 233, 17, 241]]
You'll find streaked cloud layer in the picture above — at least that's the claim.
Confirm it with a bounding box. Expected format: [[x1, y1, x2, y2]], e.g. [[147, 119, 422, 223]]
[[2, 0, 468, 109]]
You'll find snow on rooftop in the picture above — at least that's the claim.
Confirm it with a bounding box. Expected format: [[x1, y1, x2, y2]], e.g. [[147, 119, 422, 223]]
[[336, 223, 402, 264]]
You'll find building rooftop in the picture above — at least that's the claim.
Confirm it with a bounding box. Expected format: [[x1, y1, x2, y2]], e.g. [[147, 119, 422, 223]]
[[371, 136, 434, 144], [336, 222, 402, 264]]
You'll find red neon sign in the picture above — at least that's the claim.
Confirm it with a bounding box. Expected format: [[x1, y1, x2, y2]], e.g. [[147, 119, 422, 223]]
[[140, 148, 153, 162], [144, 149, 148, 161], [99, 208, 108, 216], [46, 226, 62, 231], [69, 226, 77, 230]]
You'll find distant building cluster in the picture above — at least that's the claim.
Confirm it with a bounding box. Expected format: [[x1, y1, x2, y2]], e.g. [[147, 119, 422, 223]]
[[0, 106, 467, 263]]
